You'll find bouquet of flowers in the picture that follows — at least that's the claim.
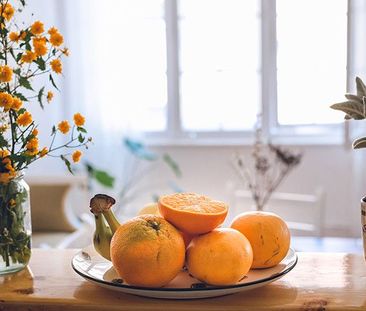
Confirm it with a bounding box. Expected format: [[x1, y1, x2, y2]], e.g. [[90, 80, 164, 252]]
[[0, 0, 91, 273]]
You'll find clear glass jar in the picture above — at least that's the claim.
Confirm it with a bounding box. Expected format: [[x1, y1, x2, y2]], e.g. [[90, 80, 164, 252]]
[[0, 174, 31, 275]]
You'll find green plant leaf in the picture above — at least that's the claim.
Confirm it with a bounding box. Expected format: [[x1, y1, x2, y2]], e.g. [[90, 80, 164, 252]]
[[330, 101, 365, 120], [13, 68, 21, 75], [0, 134, 8, 148], [356, 77, 366, 98], [37, 86, 45, 109], [51, 125, 56, 135], [61, 155, 73, 174], [77, 127, 87, 133], [13, 92, 28, 102], [49, 74, 59, 91], [162, 153, 182, 177], [18, 76, 33, 91], [78, 133, 85, 143], [84, 162, 115, 188], [35, 57, 46, 71], [353, 137, 366, 149]]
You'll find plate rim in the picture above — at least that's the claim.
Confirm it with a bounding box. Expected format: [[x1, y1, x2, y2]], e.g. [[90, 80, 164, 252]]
[[71, 248, 298, 292]]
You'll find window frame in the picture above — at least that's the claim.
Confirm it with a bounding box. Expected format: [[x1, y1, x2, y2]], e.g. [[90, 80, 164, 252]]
[[145, 0, 350, 146]]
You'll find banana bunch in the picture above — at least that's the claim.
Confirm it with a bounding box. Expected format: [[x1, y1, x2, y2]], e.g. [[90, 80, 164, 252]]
[[90, 194, 120, 261]]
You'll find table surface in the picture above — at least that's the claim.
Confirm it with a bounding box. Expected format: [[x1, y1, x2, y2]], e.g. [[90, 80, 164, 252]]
[[1, 249, 366, 311]]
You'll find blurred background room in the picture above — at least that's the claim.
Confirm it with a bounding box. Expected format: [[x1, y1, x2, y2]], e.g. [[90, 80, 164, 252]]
[[24, 0, 366, 253]]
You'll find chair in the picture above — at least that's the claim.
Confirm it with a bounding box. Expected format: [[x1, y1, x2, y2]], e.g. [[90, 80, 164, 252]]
[[230, 188, 326, 236]]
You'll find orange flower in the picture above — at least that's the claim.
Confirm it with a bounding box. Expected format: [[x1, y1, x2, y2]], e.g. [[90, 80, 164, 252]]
[[17, 111, 33, 127], [0, 172, 14, 184], [12, 97, 22, 111], [26, 137, 39, 155], [58, 120, 70, 134], [48, 27, 58, 35], [32, 37, 47, 56], [32, 128, 39, 136], [62, 47, 70, 57], [19, 31, 27, 41], [0, 149, 10, 158], [0, 65, 13, 83], [39, 147, 48, 157], [72, 150, 82, 163], [21, 50, 37, 63], [9, 31, 19, 42], [30, 20, 44, 35], [1, 3, 14, 21], [50, 59, 62, 74], [0, 92, 13, 110], [73, 113, 85, 127], [47, 91, 53, 103], [2, 158, 14, 172], [49, 31, 63, 47]]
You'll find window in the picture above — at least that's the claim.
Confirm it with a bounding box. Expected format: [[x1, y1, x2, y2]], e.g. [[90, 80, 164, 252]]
[[89, 0, 350, 143]]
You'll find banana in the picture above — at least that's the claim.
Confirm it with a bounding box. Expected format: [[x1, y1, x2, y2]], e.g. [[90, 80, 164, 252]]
[[90, 194, 121, 261], [93, 213, 113, 261]]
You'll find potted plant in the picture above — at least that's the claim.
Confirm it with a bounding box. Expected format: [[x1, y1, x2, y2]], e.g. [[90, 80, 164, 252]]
[[0, 0, 91, 274]]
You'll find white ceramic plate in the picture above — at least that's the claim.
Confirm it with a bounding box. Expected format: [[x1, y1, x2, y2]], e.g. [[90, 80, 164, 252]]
[[72, 245, 297, 299]]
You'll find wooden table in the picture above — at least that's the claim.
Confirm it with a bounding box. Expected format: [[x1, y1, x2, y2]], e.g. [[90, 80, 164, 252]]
[[1, 249, 366, 310]]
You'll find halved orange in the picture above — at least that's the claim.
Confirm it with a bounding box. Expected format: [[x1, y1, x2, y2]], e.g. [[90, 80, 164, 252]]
[[158, 192, 228, 235]]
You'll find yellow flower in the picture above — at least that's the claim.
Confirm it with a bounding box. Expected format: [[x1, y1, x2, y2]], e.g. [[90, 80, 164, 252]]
[[26, 137, 39, 155], [73, 113, 85, 127], [31, 20, 44, 35], [47, 91, 53, 103], [17, 111, 33, 127], [12, 97, 22, 111], [0, 65, 13, 83], [58, 120, 70, 134], [0, 92, 13, 110], [39, 147, 48, 157], [2, 158, 14, 172], [1, 3, 14, 21], [72, 150, 82, 163], [48, 27, 58, 35], [9, 199, 16, 207], [50, 31, 64, 47], [0, 149, 10, 158], [9, 31, 19, 42], [50, 59, 62, 74], [19, 31, 27, 41], [62, 47, 70, 57], [21, 50, 37, 63], [0, 172, 14, 184], [0, 124, 8, 132], [32, 37, 47, 56], [32, 128, 39, 136]]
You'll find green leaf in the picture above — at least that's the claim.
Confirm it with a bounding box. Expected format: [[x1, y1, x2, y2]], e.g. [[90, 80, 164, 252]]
[[61, 155, 73, 174], [77, 127, 87, 133], [51, 125, 56, 135], [94, 170, 115, 188], [162, 153, 182, 178], [35, 57, 46, 71], [0, 134, 8, 148], [49, 74, 59, 91], [13, 68, 21, 75], [18, 76, 33, 91], [13, 92, 28, 102], [353, 137, 366, 149], [37, 86, 45, 109], [78, 133, 85, 143], [356, 77, 366, 98], [330, 101, 365, 120], [16, 53, 22, 62]]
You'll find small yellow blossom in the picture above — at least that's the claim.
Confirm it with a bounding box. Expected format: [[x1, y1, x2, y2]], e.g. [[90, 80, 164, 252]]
[[48, 27, 58, 35], [0, 149, 10, 158], [17, 111, 33, 127], [0, 65, 13, 83], [19, 31, 26, 41], [50, 31, 63, 47], [32, 37, 47, 56], [72, 150, 82, 163], [26, 138, 39, 155], [58, 120, 70, 134], [39, 147, 48, 157], [73, 113, 85, 127], [47, 91, 53, 103], [9, 199, 16, 207], [0, 172, 14, 184], [2, 157, 14, 172], [12, 97, 22, 111], [9, 31, 19, 42], [0, 124, 8, 132], [32, 128, 39, 136], [62, 47, 70, 57], [31, 20, 44, 35], [0, 92, 13, 110], [1, 3, 14, 21], [21, 50, 37, 63], [50, 59, 62, 74]]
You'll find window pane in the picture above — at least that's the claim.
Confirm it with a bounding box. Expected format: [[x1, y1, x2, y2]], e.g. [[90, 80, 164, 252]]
[[93, 0, 167, 132], [179, 0, 260, 131], [277, 0, 347, 125]]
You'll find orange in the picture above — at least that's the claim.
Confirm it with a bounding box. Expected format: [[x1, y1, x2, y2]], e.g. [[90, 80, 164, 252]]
[[231, 211, 290, 269], [110, 215, 185, 287], [186, 228, 253, 286], [158, 192, 228, 235]]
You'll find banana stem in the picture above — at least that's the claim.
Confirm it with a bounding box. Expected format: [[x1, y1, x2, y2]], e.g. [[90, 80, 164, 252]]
[[103, 210, 120, 234]]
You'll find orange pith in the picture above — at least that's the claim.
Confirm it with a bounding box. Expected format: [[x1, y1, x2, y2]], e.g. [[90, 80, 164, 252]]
[[158, 192, 228, 235]]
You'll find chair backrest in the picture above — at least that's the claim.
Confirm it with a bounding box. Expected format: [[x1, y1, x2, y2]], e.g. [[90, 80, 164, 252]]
[[230, 189, 326, 236]]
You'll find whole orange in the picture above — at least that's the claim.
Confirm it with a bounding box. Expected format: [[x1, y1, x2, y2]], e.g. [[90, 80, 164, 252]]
[[110, 215, 185, 287], [186, 228, 253, 286], [158, 192, 228, 235], [231, 211, 290, 269]]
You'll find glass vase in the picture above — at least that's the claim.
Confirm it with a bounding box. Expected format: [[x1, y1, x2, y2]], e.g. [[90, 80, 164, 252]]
[[0, 174, 31, 275]]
